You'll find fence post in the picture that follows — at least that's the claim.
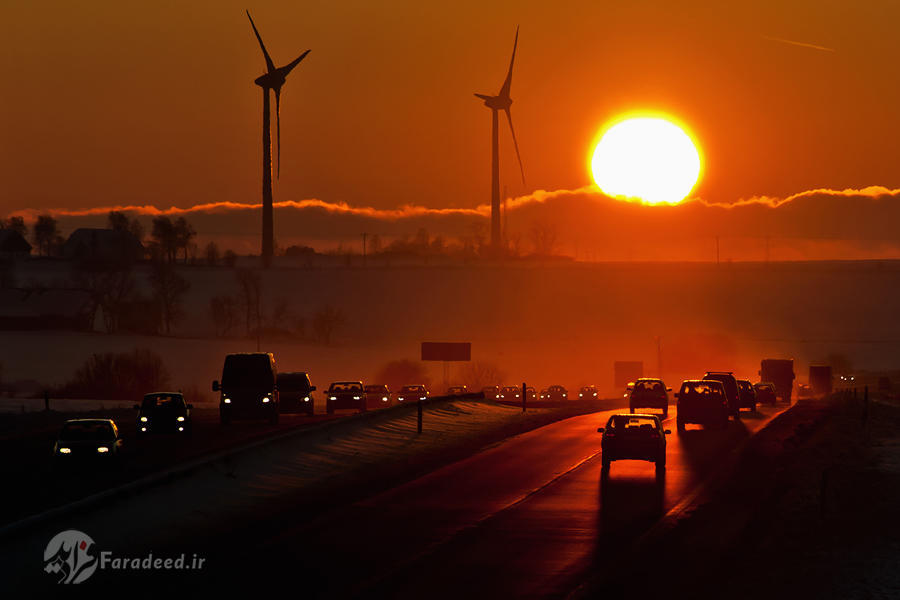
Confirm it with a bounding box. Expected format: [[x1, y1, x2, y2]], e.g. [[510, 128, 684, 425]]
[[522, 382, 526, 413], [417, 399, 423, 433]]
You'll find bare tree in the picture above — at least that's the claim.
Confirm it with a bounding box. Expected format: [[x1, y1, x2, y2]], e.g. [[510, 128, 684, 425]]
[[107, 211, 144, 242], [33, 215, 61, 256], [174, 217, 196, 264], [209, 295, 239, 337], [2, 216, 27, 237], [148, 260, 190, 334], [204, 241, 221, 266], [529, 221, 559, 256], [151, 217, 178, 263], [312, 305, 345, 345], [457, 361, 506, 391], [71, 261, 137, 333], [235, 268, 262, 337]]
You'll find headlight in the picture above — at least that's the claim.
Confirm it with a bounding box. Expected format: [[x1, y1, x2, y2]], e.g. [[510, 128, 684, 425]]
[[593, 392, 597, 396], [140, 427, 147, 432], [382, 396, 388, 401], [262, 397, 271, 403], [58, 447, 71, 454], [303, 396, 310, 402], [353, 396, 361, 400], [223, 398, 232, 404], [176, 416, 185, 422], [398, 397, 404, 401], [140, 416, 148, 422], [97, 446, 109, 453], [495, 395, 499, 399], [579, 393, 583, 397], [420, 396, 426, 400], [178, 426, 184, 432], [330, 396, 337, 400], [516, 394, 520, 398]]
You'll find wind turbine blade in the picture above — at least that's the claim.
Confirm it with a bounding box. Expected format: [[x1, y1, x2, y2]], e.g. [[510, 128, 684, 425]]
[[504, 108, 525, 185], [499, 26, 519, 98], [281, 49, 311, 76], [474, 93, 494, 101], [275, 88, 282, 178], [246, 10, 276, 73]]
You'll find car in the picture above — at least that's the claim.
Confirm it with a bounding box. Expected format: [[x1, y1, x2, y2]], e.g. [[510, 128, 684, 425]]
[[675, 379, 729, 431], [134, 392, 192, 434], [578, 385, 599, 399], [364, 384, 393, 407], [397, 384, 429, 403], [326, 381, 366, 414], [736, 379, 758, 412], [526, 386, 537, 401], [482, 385, 500, 400], [447, 385, 467, 396], [499, 385, 520, 401], [628, 378, 671, 417], [797, 383, 813, 398], [277, 372, 316, 415], [754, 382, 777, 405], [213, 352, 279, 425], [540, 385, 568, 401], [702, 371, 741, 418], [598, 413, 669, 473], [53, 419, 123, 467]]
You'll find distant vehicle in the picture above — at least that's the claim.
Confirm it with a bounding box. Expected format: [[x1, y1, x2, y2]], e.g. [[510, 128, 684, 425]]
[[397, 384, 429, 402], [809, 365, 833, 397], [135, 392, 192, 434], [676, 379, 729, 432], [53, 419, 123, 466], [760, 359, 795, 403], [702, 372, 741, 418], [754, 382, 777, 405], [736, 379, 757, 412], [277, 372, 316, 415], [526, 386, 537, 401], [326, 381, 366, 414], [540, 385, 568, 401], [499, 386, 520, 401], [447, 385, 467, 396], [482, 385, 500, 400], [598, 413, 669, 473], [628, 378, 671, 417], [364, 384, 392, 407], [797, 383, 813, 398], [578, 385, 599, 399], [213, 353, 279, 425]]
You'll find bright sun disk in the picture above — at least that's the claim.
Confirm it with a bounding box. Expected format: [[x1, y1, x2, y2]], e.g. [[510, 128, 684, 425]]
[[591, 116, 701, 205]]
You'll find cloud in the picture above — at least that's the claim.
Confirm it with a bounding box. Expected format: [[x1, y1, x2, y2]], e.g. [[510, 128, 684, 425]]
[[9, 185, 900, 261]]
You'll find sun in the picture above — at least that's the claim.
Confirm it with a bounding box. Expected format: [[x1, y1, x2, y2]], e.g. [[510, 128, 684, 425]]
[[590, 116, 702, 205]]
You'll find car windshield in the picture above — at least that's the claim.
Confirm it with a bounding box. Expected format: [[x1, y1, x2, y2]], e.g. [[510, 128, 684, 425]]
[[60, 422, 115, 441], [634, 380, 664, 393], [142, 394, 184, 409], [331, 383, 362, 392], [681, 381, 725, 397], [609, 416, 659, 432]]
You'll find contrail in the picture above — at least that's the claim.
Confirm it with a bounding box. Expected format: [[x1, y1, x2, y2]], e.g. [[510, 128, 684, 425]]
[[763, 34, 835, 53]]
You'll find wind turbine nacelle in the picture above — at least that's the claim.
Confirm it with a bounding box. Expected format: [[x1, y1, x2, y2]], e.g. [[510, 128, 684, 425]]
[[477, 94, 512, 111], [254, 71, 286, 89]]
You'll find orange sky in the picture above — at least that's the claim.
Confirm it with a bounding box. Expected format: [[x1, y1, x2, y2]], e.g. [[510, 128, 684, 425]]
[[3, 0, 900, 219]]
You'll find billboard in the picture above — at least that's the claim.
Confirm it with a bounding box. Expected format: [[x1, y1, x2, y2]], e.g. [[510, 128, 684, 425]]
[[421, 342, 471, 362]]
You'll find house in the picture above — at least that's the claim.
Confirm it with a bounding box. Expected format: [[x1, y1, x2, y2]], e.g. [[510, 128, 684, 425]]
[[0, 230, 31, 258], [62, 228, 144, 263]]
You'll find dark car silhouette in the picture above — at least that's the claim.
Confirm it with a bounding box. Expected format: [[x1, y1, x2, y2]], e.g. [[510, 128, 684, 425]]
[[702, 371, 741, 418], [482, 385, 500, 400], [53, 419, 123, 467], [676, 379, 729, 432], [736, 379, 758, 412], [397, 384, 429, 403], [754, 382, 777, 405], [213, 352, 279, 425], [447, 385, 467, 396], [135, 392, 192, 435], [525, 386, 537, 401], [628, 378, 671, 417], [598, 413, 669, 474], [364, 384, 392, 407], [277, 372, 316, 415], [579, 385, 599, 399], [499, 386, 520, 401], [326, 381, 366, 414], [540, 385, 568, 401]]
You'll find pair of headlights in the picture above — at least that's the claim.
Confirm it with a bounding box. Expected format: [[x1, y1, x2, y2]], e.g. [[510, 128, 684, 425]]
[[58, 446, 108, 454]]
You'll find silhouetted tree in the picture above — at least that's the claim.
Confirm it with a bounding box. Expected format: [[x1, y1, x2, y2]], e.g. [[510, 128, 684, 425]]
[[33, 215, 61, 256], [373, 359, 431, 392], [174, 217, 196, 263], [312, 305, 345, 345], [148, 260, 190, 334], [107, 211, 145, 242], [151, 217, 178, 263], [58, 349, 170, 399], [529, 221, 558, 256], [457, 361, 506, 392], [204, 241, 220, 266], [209, 295, 239, 337], [2, 216, 27, 237], [235, 268, 262, 337]]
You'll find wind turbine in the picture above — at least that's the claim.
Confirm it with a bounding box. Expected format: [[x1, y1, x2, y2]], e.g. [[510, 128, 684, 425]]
[[475, 27, 525, 253], [246, 10, 310, 267]]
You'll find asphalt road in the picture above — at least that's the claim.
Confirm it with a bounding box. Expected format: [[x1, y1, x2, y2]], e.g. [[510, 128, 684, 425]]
[[198, 401, 793, 598]]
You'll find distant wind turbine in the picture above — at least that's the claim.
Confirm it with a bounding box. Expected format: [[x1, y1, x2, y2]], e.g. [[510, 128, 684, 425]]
[[475, 26, 525, 253], [246, 10, 310, 267]]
